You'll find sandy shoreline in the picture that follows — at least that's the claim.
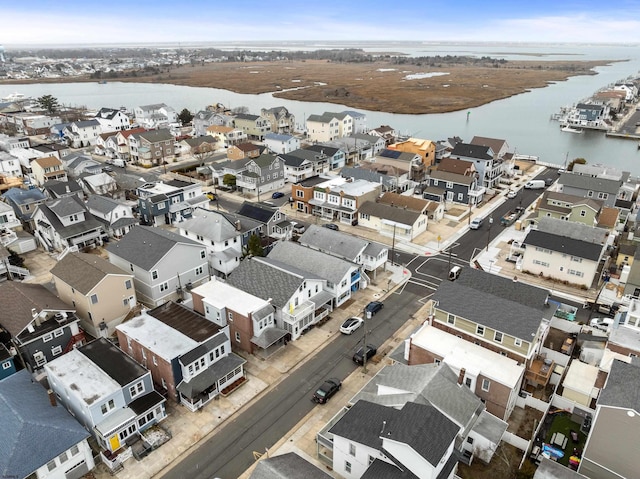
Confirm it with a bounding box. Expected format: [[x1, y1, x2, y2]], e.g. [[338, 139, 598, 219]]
[[1, 58, 619, 114]]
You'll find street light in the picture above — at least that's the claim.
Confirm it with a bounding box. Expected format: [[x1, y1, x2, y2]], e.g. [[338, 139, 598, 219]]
[[362, 309, 373, 374], [486, 217, 494, 252]]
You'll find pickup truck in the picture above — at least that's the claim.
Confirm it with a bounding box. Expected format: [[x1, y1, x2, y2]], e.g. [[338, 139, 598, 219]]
[[500, 206, 525, 226]]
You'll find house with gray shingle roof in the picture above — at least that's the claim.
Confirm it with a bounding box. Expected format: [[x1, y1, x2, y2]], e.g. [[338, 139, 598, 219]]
[[134, 103, 177, 129], [51, 252, 136, 338], [136, 179, 207, 226], [304, 144, 346, 170], [45, 338, 167, 453], [260, 106, 296, 134], [558, 171, 623, 208], [130, 128, 175, 166], [237, 200, 287, 239], [0, 370, 95, 478], [233, 112, 271, 140], [235, 153, 285, 197], [60, 152, 102, 177], [86, 194, 138, 239], [327, 400, 459, 479], [63, 119, 101, 148], [106, 225, 208, 307], [450, 142, 502, 189], [94, 107, 130, 131], [32, 195, 107, 252], [250, 452, 331, 479], [535, 190, 604, 226], [358, 201, 427, 241], [116, 301, 244, 411], [579, 358, 640, 478], [520, 228, 606, 288], [424, 168, 484, 206], [0, 281, 83, 373], [1, 186, 47, 231], [43, 178, 84, 200], [267, 241, 363, 307], [226, 256, 332, 340], [264, 133, 300, 155]]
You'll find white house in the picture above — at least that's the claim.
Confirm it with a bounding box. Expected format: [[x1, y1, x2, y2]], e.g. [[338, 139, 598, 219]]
[[94, 107, 131, 131], [264, 133, 300, 154], [134, 103, 178, 129], [63, 119, 101, 148]]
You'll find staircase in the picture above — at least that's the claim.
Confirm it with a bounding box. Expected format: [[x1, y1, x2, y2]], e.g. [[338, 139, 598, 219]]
[[64, 332, 86, 354]]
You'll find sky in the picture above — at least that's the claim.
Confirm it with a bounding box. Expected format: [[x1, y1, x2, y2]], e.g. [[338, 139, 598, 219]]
[[3, 0, 640, 47]]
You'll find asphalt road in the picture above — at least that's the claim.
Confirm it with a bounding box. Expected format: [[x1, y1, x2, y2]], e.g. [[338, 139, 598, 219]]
[[162, 287, 421, 479]]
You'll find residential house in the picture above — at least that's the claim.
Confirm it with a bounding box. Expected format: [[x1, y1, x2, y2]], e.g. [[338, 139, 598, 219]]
[[86, 194, 138, 239], [375, 148, 426, 181], [282, 148, 332, 177], [0, 199, 21, 232], [43, 178, 84, 200], [134, 103, 177, 129], [321, 134, 378, 164], [309, 177, 381, 226], [564, 102, 610, 130], [177, 135, 218, 157], [305, 113, 341, 143], [44, 338, 167, 453], [279, 152, 315, 183], [437, 157, 477, 177], [94, 132, 119, 158], [32, 195, 107, 252], [206, 125, 247, 147], [0, 281, 84, 373], [226, 257, 333, 341], [136, 179, 207, 226], [423, 168, 484, 207], [260, 106, 296, 134], [579, 358, 640, 478], [343, 110, 367, 133], [31, 155, 67, 186], [116, 301, 245, 411], [470, 136, 510, 160], [32, 142, 71, 160], [520, 226, 606, 289], [235, 153, 285, 197], [1, 186, 46, 232], [358, 201, 428, 241], [227, 142, 262, 161], [264, 133, 300, 154], [0, 370, 95, 479], [535, 191, 604, 226], [613, 82, 638, 101], [560, 360, 601, 408], [0, 150, 22, 179], [387, 137, 436, 168], [558, 172, 623, 208], [106, 225, 209, 307], [191, 278, 285, 358], [237, 201, 287, 239], [80, 172, 117, 196], [341, 163, 412, 193], [369, 125, 398, 145], [63, 119, 101, 148], [94, 107, 130, 131], [0, 343, 17, 380], [233, 113, 271, 140], [6, 112, 62, 136], [0, 134, 30, 150], [290, 175, 331, 214], [297, 224, 388, 275], [130, 129, 174, 166], [51, 252, 136, 338], [268, 241, 365, 307], [249, 452, 331, 479], [114, 127, 147, 161], [304, 144, 346, 170], [177, 207, 252, 277], [61, 152, 102, 178], [193, 110, 234, 137], [450, 142, 502, 189], [328, 400, 459, 479], [427, 267, 557, 395], [407, 324, 526, 421]]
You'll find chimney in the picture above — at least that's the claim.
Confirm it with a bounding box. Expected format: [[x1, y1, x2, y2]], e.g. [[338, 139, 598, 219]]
[[235, 220, 241, 231], [457, 368, 466, 385], [48, 389, 57, 407]]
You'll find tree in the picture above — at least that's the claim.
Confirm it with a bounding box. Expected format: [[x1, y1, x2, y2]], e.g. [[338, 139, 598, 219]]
[[246, 234, 264, 257], [7, 249, 25, 268], [178, 108, 193, 125], [192, 141, 217, 166], [568, 157, 586, 171], [36, 94, 60, 115], [223, 174, 236, 189]]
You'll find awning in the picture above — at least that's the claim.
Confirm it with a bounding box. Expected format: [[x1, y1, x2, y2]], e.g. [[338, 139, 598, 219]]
[[251, 326, 289, 349], [95, 407, 136, 436], [176, 354, 246, 399], [310, 290, 334, 308]]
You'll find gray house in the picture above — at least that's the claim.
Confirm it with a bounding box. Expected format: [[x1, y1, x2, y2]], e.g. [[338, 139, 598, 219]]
[[106, 225, 209, 307], [235, 154, 285, 196], [424, 169, 482, 206], [558, 171, 623, 208], [0, 370, 95, 479], [450, 142, 502, 189], [45, 338, 167, 453]]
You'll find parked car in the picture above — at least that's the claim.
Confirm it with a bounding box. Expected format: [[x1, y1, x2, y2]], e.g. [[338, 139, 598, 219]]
[[469, 217, 484, 230], [292, 222, 306, 234], [365, 301, 384, 316], [206, 192, 217, 201], [102, 166, 113, 173], [323, 223, 339, 231], [312, 378, 341, 404], [272, 191, 285, 199], [544, 177, 555, 186], [590, 317, 614, 331], [340, 316, 364, 335], [353, 344, 377, 365], [506, 189, 517, 199]]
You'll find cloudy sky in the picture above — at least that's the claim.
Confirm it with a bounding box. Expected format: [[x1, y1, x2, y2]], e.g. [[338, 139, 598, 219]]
[[3, 0, 640, 46]]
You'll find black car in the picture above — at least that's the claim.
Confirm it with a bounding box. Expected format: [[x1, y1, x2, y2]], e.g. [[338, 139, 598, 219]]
[[323, 223, 339, 231], [365, 301, 384, 316], [312, 378, 341, 404], [272, 191, 285, 199], [353, 344, 377, 365]]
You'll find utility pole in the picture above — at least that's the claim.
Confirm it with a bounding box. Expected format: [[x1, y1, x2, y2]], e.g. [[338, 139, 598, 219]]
[[486, 217, 494, 252], [363, 309, 372, 374], [391, 223, 397, 265]]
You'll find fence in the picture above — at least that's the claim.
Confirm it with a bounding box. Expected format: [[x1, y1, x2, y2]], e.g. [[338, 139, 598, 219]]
[[502, 430, 530, 451], [515, 393, 549, 413]]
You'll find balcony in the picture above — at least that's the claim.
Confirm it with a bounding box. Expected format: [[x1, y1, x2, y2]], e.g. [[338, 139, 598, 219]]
[[525, 355, 555, 388]]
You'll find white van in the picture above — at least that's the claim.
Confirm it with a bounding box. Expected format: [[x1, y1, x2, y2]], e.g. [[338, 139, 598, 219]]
[[448, 266, 462, 281], [525, 180, 545, 189], [112, 159, 125, 168]]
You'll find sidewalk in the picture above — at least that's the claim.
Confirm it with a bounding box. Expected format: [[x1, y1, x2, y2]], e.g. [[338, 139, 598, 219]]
[[92, 263, 408, 479]]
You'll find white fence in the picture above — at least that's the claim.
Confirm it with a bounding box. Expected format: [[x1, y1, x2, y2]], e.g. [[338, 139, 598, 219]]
[[502, 431, 530, 451], [515, 393, 550, 413], [551, 394, 596, 417]]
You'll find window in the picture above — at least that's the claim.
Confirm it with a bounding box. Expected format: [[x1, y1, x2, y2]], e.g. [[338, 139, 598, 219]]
[[101, 399, 115, 415], [235, 331, 241, 342], [514, 338, 522, 347], [467, 437, 474, 444], [54, 329, 64, 337], [151, 270, 158, 280], [345, 461, 352, 473], [123, 298, 129, 306], [369, 455, 375, 466], [196, 266, 203, 275], [43, 333, 53, 342], [153, 356, 157, 366], [494, 331, 503, 343], [434, 359, 441, 365], [160, 282, 169, 292], [129, 381, 144, 398], [90, 294, 98, 304], [464, 377, 472, 388], [125, 279, 132, 289], [228, 311, 234, 321], [51, 345, 62, 356], [46, 459, 56, 472], [476, 325, 485, 336], [349, 443, 356, 456], [447, 313, 455, 324], [201, 250, 206, 259], [482, 379, 491, 391]]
